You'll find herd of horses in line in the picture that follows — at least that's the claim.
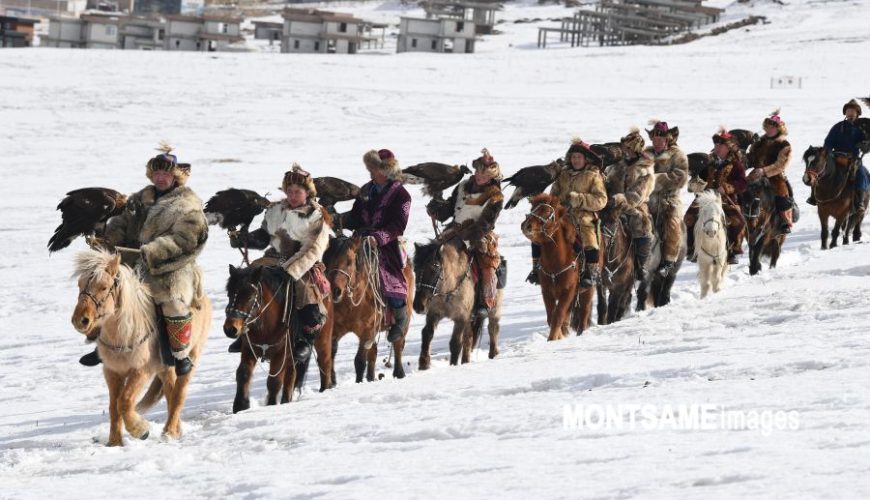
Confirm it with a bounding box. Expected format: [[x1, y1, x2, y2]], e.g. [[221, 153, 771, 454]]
[[67, 131, 864, 446]]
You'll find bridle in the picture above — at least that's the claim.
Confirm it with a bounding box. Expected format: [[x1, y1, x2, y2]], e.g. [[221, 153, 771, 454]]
[[416, 248, 470, 301], [525, 202, 559, 241], [79, 273, 121, 322], [226, 281, 275, 333]]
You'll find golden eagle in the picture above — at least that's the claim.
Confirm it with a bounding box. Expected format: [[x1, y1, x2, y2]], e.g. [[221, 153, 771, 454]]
[[48, 187, 128, 253], [313, 176, 361, 207], [402, 162, 472, 199], [502, 160, 564, 209]]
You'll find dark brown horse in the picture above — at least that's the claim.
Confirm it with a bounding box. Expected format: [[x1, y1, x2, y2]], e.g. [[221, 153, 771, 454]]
[[803, 146, 866, 248], [521, 194, 595, 340], [597, 204, 635, 324], [224, 264, 334, 414], [740, 178, 787, 275], [413, 238, 502, 367], [323, 234, 413, 382]]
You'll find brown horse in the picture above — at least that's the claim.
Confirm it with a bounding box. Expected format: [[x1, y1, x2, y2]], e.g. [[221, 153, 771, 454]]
[[740, 178, 787, 275], [71, 249, 211, 446], [597, 204, 635, 325], [521, 194, 595, 340], [224, 264, 334, 414], [323, 234, 413, 382], [413, 238, 502, 368], [803, 146, 865, 249]]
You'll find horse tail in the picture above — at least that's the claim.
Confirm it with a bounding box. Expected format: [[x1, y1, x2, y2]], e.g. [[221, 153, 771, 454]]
[[135, 376, 164, 413]]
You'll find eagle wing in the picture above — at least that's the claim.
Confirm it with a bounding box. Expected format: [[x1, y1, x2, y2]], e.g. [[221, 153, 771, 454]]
[[204, 188, 270, 230], [48, 187, 128, 253]]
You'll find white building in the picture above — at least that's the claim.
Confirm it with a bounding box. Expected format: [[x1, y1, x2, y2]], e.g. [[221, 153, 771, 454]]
[[42, 12, 123, 48], [397, 16, 476, 54], [281, 8, 371, 54], [164, 12, 243, 51], [120, 16, 164, 50]]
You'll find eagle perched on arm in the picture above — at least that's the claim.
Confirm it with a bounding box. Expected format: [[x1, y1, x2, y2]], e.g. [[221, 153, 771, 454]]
[[502, 159, 563, 209], [48, 187, 128, 253], [402, 162, 472, 199]]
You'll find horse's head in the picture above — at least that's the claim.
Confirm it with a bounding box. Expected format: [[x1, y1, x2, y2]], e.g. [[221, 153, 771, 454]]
[[324, 234, 363, 304], [412, 239, 466, 314], [522, 193, 564, 244], [72, 251, 123, 338], [224, 264, 263, 339], [697, 191, 725, 238], [802, 145, 824, 186]]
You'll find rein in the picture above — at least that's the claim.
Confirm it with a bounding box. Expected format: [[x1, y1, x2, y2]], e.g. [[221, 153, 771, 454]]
[[601, 215, 633, 282], [79, 273, 121, 322], [525, 203, 559, 242]]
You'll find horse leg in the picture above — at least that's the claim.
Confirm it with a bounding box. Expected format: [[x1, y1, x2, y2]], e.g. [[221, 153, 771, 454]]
[[831, 218, 842, 249], [596, 284, 607, 324], [635, 280, 648, 312], [265, 350, 283, 406], [353, 340, 367, 383], [460, 319, 474, 364], [119, 370, 151, 440], [616, 286, 632, 321], [749, 230, 764, 275], [488, 308, 501, 359], [281, 348, 294, 404], [551, 295, 572, 341], [418, 314, 439, 371], [330, 336, 339, 386], [392, 335, 406, 379], [163, 370, 191, 440], [449, 320, 465, 365], [819, 213, 829, 250], [233, 350, 256, 414], [699, 260, 710, 298], [103, 370, 125, 446]]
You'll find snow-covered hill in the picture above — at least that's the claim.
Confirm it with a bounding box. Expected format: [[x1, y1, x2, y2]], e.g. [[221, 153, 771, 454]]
[[1, 0, 869, 497]]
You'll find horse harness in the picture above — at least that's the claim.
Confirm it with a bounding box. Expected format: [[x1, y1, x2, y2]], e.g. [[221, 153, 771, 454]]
[[417, 251, 472, 302], [81, 271, 152, 353], [525, 202, 559, 241]]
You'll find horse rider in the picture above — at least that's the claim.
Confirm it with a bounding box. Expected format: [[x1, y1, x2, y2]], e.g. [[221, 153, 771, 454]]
[[808, 99, 870, 210], [339, 149, 412, 343], [229, 165, 331, 361], [531, 138, 607, 288], [746, 110, 794, 233], [83, 144, 209, 376], [685, 129, 748, 264], [427, 148, 504, 318], [645, 120, 689, 277], [603, 128, 656, 281]]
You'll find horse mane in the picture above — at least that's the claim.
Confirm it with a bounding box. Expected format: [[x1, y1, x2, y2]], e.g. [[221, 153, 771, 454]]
[[323, 236, 353, 267], [803, 145, 822, 166], [695, 190, 722, 210], [73, 249, 155, 342]]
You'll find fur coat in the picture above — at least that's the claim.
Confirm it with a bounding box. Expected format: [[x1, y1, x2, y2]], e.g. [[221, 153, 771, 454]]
[[646, 144, 689, 205], [605, 153, 655, 209], [105, 185, 208, 305]]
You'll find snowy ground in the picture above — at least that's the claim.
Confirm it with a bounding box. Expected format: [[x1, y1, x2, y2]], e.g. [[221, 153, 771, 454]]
[[2, 0, 870, 498]]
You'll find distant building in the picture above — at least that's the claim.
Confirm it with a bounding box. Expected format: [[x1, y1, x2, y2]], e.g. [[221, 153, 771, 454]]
[[252, 20, 282, 43], [423, 1, 501, 35], [42, 16, 85, 47], [281, 8, 372, 54], [397, 16, 475, 53], [0, 0, 87, 18], [164, 12, 243, 51], [135, 0, 181, 16], [120, 16, 164, 49], [42, 13, 123, 49], [1, 15, 40, 47]]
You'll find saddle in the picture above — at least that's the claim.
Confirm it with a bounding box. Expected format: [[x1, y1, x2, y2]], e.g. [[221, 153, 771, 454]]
[[815, 153, 856, 202]]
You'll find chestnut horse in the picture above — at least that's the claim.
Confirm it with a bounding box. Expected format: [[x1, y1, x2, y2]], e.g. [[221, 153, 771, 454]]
[[224, 264, 334, 414], [413, 238, 503, 368], [71, 249, 211, 446], [597, 204, 635, 325], [740, 178, 787, 275], [521, 194, 595, 340], [323, 234, 413, 382], [803, 146, 866, 249]]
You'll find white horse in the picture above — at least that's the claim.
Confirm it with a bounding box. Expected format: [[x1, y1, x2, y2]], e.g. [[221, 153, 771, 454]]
[[693, 191, 729, 298]]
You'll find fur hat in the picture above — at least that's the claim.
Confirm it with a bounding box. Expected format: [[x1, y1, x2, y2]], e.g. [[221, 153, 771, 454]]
[[281, 163, 317, 196], [762, 108, 788, 135], [363, 149, 402, 180], [712, 127, 739, 151], [471, 148, 503, 181], [565, 138, 602, 168], [146, 141, 190, 187], [843, 98, 862, 117], [620, 128, 645, 154], [646, 120, 679, 144]]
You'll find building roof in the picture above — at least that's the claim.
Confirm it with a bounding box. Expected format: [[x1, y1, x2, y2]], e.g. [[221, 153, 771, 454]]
[[202, 12, 244, 23], [0, 15, 40, 25], [282, 8, 365, 24], [252, 21, 283, 28], [424, 0, 503, 10], [165, 14, 202, 23], [80, 14, 123, 25]]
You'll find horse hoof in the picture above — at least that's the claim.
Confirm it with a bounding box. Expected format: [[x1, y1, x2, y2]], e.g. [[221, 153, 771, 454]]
[[140, 431, 149, 441], [106, 440, 123, 447]]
